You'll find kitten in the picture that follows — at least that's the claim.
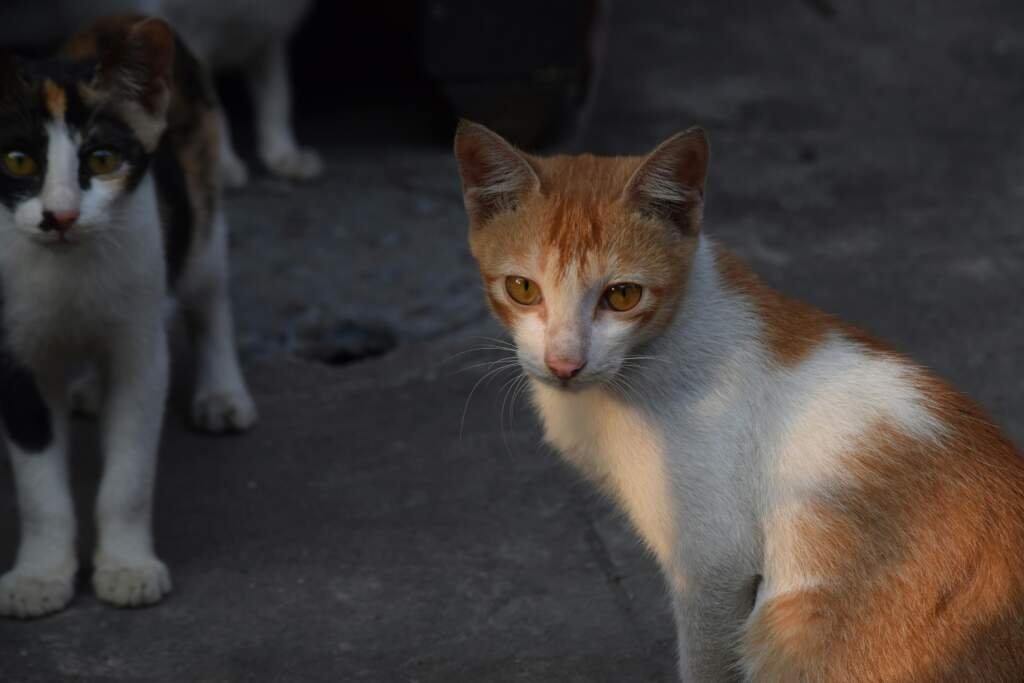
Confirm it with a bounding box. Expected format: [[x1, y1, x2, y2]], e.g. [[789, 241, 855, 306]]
[[0, 16, 256, 619], [455, 122, 1024, 681], [0, 0, 322, 188]]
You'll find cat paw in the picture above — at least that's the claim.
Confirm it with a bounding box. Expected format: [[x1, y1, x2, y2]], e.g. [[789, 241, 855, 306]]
[[262, 146, 323, 181], [0, 569, 75, 619], [220, 155, 250, 190], [92, 557, 171, 608], [69, 374, 103, 418], [192, 389, 258, 433]]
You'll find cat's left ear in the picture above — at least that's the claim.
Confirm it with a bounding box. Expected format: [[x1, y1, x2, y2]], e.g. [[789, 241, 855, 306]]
[[454, 120, 542, 227], [623, 127, 710, 234]]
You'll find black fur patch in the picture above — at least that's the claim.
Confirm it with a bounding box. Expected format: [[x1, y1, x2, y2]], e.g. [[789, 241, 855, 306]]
[[0, 77, 46, 211], [0, 296, 52, 454], [76, 113, 150, 193], [152, 136, 191, 288]]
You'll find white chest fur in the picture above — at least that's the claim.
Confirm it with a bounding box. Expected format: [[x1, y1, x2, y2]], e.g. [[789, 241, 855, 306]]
[[526, 237, 944, 608], [532, 383, 678, 566], [0, 176, 167, 372]]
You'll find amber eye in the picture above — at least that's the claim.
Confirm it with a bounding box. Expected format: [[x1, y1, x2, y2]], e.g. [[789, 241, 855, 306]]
[[2, 151, 38, 177], [86, 149, 123, 176], [603, 283, 643, 312], [505, 276, 542, 305]]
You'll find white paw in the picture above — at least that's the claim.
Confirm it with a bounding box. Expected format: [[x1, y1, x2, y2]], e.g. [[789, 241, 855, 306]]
[[69, 374, 103, 418], [220, 154, 250, 189], [93, 557, 171, 608], [262, 146, 324, 180], [192, 388, 258, 433], [0, 568, 75, 619]]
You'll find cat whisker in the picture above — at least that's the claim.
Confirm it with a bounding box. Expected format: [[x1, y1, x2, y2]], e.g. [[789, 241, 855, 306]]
[[468, 335, 517, 348], [453, 356, 519, 375], [498, 371, 529, 458], [441, 345, 517, 366], [509, 373, 531, 429], [459, 362, 520, 441]]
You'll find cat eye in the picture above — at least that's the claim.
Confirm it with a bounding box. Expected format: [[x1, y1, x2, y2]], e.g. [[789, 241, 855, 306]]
[[86, 149, 124, 176], [505, 276, 542, 306], [2, 151, 38, 178], [602, 283, 643, 312]]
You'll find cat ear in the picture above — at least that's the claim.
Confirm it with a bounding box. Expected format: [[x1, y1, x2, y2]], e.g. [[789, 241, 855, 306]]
[[623, 127, 709, 234], [88, 17, 176, 115], [454, 120, 541, 226]]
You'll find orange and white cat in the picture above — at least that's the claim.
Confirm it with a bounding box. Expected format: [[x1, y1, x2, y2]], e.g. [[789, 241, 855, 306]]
[[455, 121, 1024, 681]]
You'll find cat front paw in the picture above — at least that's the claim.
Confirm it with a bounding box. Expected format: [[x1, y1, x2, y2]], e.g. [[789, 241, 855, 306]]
[[262, 145, 323, 181], [220, 154, 250, 190], [192, 388, 258, 433], [0, 568, 76, 619], [92, 556, 171, 608]]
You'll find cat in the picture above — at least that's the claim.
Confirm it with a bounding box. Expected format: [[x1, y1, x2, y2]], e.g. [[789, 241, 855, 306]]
[[156, 0, 322, 188], [0, 15, 256, 619], [0, 0, 322, 188], [454, 121, 1024, 681]]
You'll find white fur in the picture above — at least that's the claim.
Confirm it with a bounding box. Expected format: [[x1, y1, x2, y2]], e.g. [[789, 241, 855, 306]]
[[519, 235, 944, 679], [0, 121, 254, 617], [0, 170, 170, 617]]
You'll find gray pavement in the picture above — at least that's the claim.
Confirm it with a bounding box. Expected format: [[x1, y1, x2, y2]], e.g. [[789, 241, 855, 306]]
[[2, 1, 1023, 681]]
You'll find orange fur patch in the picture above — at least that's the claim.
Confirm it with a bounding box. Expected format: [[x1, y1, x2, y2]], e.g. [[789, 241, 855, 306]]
[[713, 245, 834, 367], [743, 371, 1024, 681], [42, 80, 66, 120]]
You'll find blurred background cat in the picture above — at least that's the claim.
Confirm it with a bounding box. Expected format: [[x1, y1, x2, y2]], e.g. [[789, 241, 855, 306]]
[[0, 0, 321, 187]]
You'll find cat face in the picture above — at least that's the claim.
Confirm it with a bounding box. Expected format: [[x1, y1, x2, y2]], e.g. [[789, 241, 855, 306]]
[[456, 123, 709, 390], [0, 18, 174, 248]]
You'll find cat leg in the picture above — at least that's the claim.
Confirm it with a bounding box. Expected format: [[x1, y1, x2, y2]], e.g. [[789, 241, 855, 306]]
[[69, 365, 104, 418], [674, 576, 761, 682], [247, 41, 323, 181], [0, 373, 77, 619], [217, 108, 250, 189], [91, 324, 171, 607], [181, 211, 257, 433]]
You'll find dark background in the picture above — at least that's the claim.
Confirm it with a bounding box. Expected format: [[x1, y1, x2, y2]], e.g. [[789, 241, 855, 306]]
[[1, 1, 1023, 681]]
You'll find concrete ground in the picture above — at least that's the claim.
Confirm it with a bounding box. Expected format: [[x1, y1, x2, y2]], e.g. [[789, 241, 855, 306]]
[[2, 1, 1024, 681]]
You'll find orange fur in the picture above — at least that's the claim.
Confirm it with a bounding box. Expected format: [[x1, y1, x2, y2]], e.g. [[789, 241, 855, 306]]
[[42, 80, 66, 120], [461, 140, 699, 341], [744, 365, 1024, 681], [713, 246, 834, 367]]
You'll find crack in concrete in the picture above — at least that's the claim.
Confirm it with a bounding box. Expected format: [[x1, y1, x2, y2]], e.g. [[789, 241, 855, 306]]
[[573, 498, 651, 639]]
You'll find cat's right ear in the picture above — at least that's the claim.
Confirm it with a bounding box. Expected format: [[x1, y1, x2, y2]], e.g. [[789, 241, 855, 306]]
[[454, 121, 541, 227], [624, 127, 710, 235]]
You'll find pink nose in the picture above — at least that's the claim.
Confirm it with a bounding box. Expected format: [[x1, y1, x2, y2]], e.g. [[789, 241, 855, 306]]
[[41, 210, 80, 234], [545, 355, 586, 380]]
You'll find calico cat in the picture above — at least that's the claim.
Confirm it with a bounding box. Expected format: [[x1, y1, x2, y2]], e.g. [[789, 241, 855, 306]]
[[0, 16, 256, 618], [0, 0, 321, 188], [455, 122, 1024, 681]]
